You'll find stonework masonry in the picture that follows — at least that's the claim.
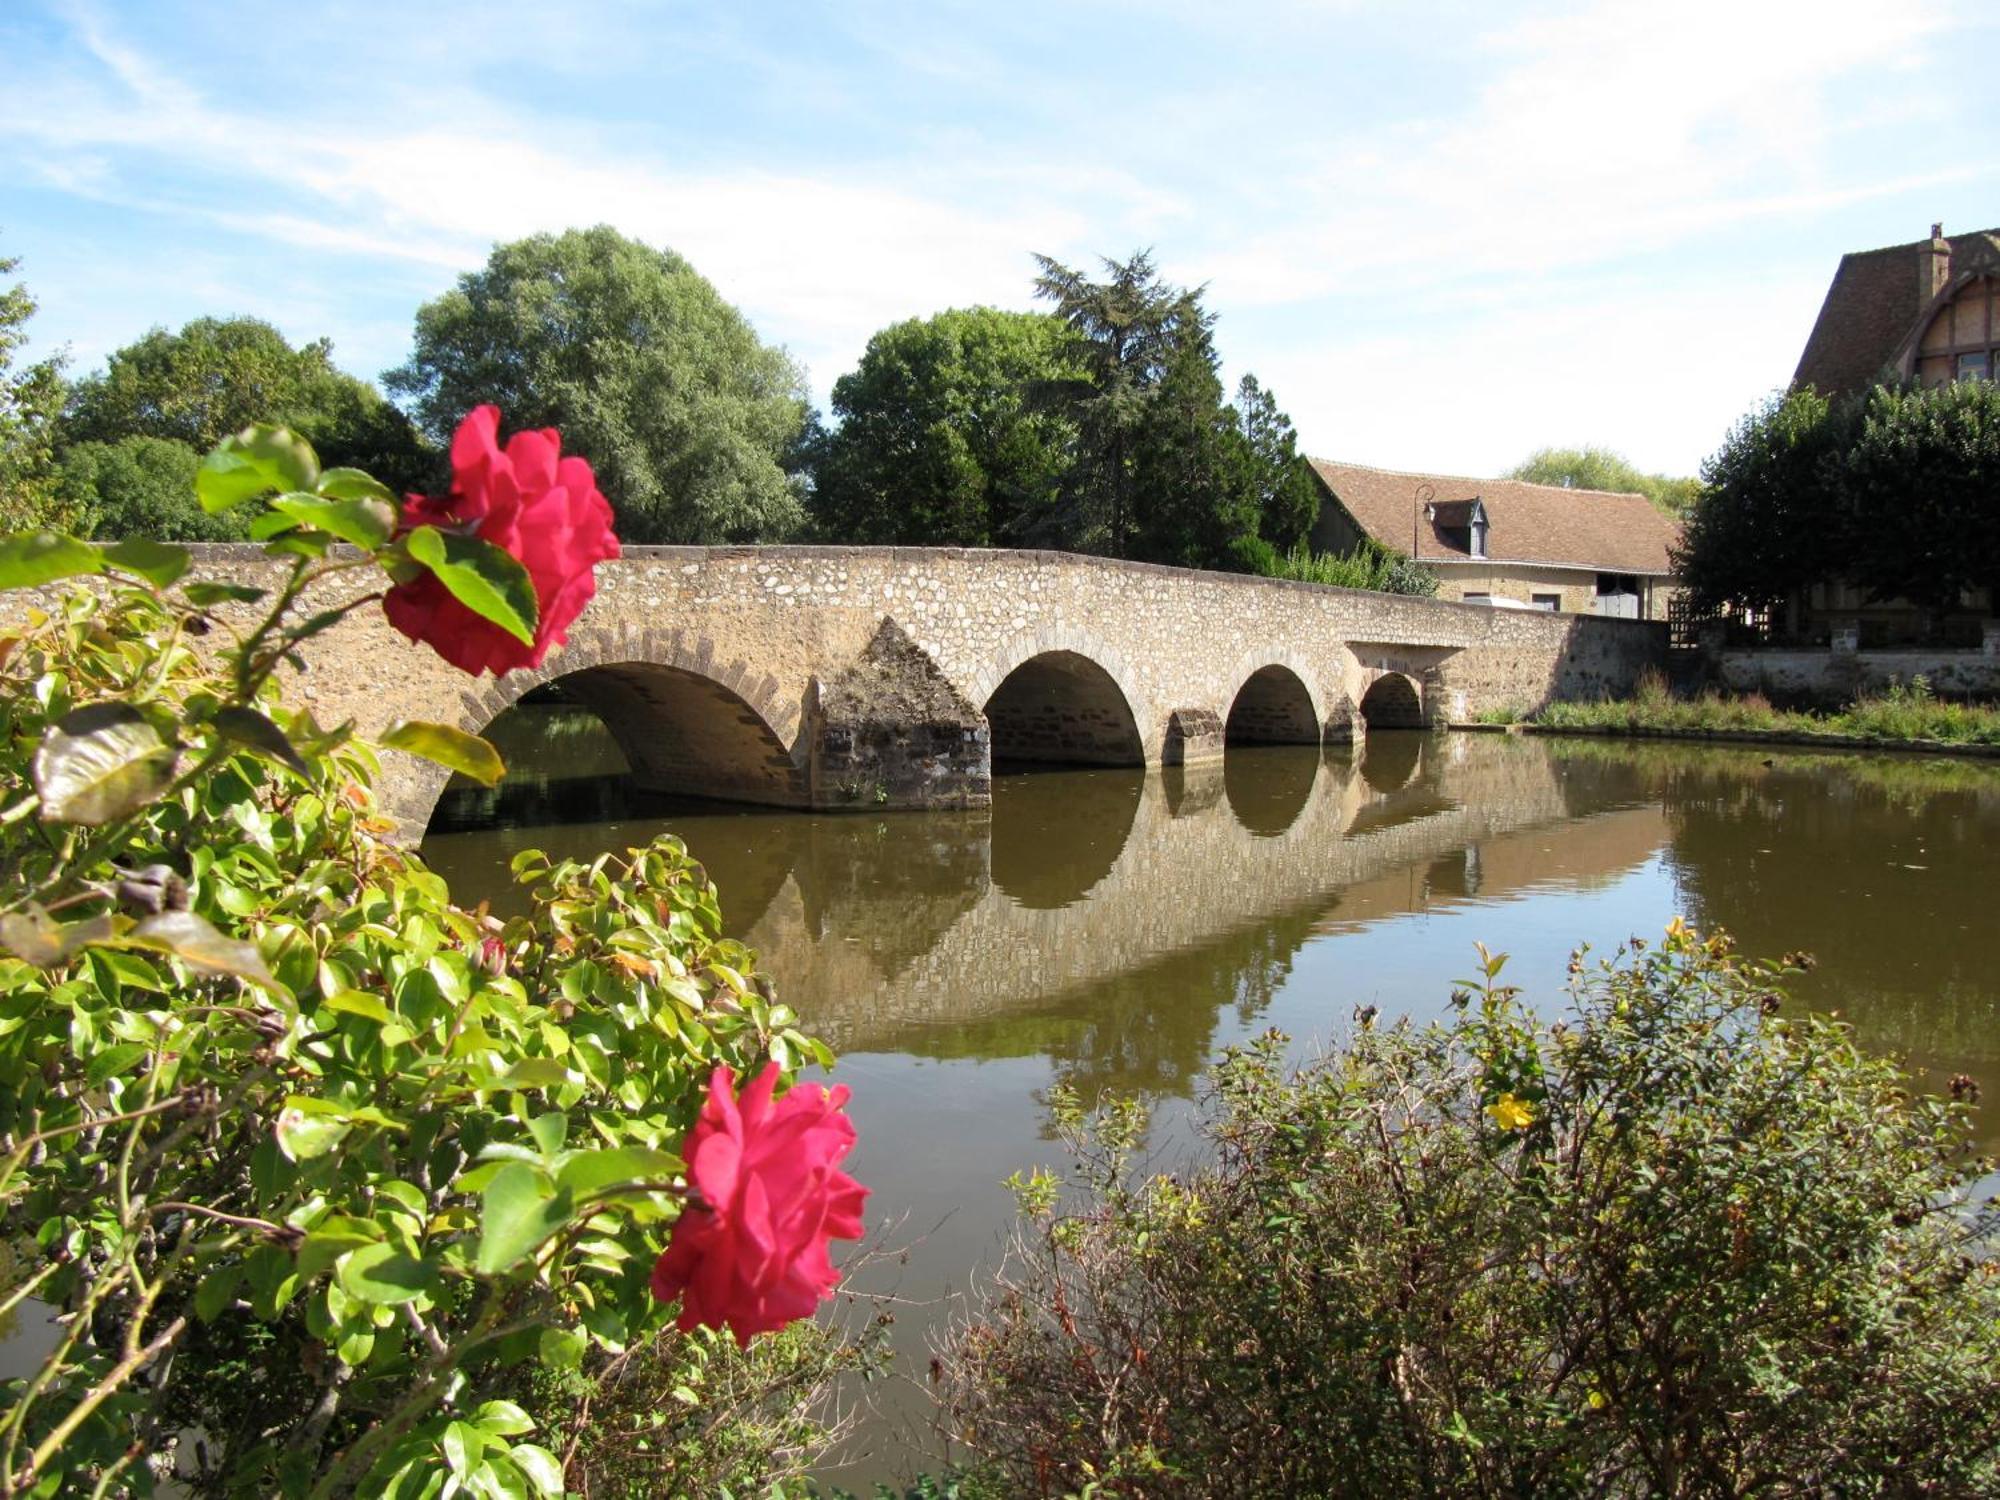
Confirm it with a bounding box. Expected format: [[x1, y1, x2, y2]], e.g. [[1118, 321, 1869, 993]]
[[43, 545, 1664, 832]]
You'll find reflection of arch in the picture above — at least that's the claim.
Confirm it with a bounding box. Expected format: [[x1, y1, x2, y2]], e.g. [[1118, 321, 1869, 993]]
[[990, 767, 1143, 908], [984, 651, 1145, 768], [1358, 730, 1424, 793], [1224, 745, 1321, 837], [1226, 664, 1321, 745], [1358, 672, 1426, 730]]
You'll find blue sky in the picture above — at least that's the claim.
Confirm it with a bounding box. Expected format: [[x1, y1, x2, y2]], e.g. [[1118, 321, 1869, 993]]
[[3, 0, 1996, 477]]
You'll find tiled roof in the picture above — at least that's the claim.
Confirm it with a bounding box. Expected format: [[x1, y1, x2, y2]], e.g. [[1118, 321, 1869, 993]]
[[1793, 227, 2000, 398], [1307, 459, 1680, 577]]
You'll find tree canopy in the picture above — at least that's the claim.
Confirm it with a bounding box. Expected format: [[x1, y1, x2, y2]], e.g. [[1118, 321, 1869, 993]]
[[55, 435, 246, 541], [1842, 379, 2000, 617], [63, 316, 430, 496], [1506, 445, 1700, 516], [387, 226, 810, 545], [0, 249, 67, 529], [1029, 250, 1316, 571], [1678, 378, 2000, 625], [1677, 387, 1855, 616], [809, 307, 1076, 547]]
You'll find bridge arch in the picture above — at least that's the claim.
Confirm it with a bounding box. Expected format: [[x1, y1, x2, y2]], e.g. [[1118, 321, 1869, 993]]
[[970, 628, 1152, 768], [413, 624, 806, 829], [983, 650, 1145, 768], [1224, 655, 1325, 746], [1358, 671, 1427, 731]]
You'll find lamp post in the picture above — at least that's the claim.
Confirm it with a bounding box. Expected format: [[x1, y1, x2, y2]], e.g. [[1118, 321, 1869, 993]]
[[1412, 482, 1434, 558]]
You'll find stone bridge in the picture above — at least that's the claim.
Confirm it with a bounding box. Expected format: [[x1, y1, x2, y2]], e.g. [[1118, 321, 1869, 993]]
[[188, 544, 1663, 832]]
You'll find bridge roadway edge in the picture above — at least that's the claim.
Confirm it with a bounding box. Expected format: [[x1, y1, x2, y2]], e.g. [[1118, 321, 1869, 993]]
[[19, 544, 1665, 836]]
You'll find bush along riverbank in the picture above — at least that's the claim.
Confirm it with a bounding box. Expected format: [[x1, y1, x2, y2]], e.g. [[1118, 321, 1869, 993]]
[[1494, 673, 2000, 752], [927, 928, 2000, 1498]]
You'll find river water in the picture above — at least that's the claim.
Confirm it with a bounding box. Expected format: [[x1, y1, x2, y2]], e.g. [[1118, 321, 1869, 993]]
[[421, 711, 2000, 1484]]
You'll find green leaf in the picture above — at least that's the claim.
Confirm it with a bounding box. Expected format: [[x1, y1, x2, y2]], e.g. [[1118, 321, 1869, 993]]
[[197, 424, 321, 512], [246, 509, 300, 542], [317, 467, 400, 505], [475, 1164, 572, 1276], [322, 989, 395, 1025], [0, 531, 105, 590], [442, 1420, 485, 1476], [494, 1058, 570, 1091], [0, 906, 115, 967], [33, 703, 179, 825], [276, 1111, 348, 1162], [403, 526, 538, 646], [101, 538, 192, 588], [124, 910, 283, 994], [84, 1042, 150, 1087], [555, 1146, 684, 1199], [379, 721, 506, 787], [183, 581, 266, 608], [527, 1112, 567, 1158], [474, 1401, 535, 1437], [297, 1215, 386, 1280], [337, 1241, 440, 1306], [537, 1325, 585, 1371], [194, 1264, 243, 1323], [508, 1444, 564, 1498], [214, 706, 311, 776], [272, 492, 396, 551]]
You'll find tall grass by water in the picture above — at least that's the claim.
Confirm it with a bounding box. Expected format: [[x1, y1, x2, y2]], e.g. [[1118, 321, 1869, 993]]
[[1533, 671, 2000, 746]]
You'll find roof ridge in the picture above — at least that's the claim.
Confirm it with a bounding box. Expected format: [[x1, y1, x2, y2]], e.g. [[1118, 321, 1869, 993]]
[[1306, 456, 1651, 505]]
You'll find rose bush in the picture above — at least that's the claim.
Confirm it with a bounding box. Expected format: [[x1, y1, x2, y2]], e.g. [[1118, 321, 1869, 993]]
[[651, 1063, 868, 1344], [385, 404, 619, 676], [0, 419, 865, 1497]]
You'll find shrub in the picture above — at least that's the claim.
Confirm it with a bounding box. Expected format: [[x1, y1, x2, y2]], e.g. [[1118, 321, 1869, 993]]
[[0, 422, 860, 1495], [1265, 540, 1438, 597], [936, 931, 2000, 1497]]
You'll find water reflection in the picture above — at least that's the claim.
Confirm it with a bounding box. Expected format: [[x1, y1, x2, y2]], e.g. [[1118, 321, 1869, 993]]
[[425, 716, 2000, 1114]]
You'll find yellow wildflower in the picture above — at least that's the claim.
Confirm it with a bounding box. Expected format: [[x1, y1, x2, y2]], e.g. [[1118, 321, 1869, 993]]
[[1487, 1092, 1535, 1131]]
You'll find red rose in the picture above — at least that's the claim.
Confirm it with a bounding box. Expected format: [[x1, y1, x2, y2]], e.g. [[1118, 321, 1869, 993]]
[[651, 1062, 869, 1345], [384, 405, 620, 676]]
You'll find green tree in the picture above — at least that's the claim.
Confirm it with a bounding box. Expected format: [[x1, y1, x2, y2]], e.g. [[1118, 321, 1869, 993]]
[[1843, 378, 2000, 623], [810, 307, 1076, 546], [63, 316, 431, 495], [0, 249, 68, 529], [1031, 250, 1208, 557], [1677, 387, 1857, 616], [55, 434, 248, 540], [387, 227, 809, 545], [1506, 445, 1700, 515], [1031, 251, 1302, 572], [1233, 374, 1320, 552]]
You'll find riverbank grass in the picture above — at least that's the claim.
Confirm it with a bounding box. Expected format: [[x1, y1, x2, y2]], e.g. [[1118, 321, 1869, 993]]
[[1533, 673, 2000, 746]]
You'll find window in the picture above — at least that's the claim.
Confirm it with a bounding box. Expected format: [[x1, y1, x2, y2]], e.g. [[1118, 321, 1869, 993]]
[[1531, 593, 1560, 611], [1959, 351, 1991, 382], [1462, 591, 1490, 604]]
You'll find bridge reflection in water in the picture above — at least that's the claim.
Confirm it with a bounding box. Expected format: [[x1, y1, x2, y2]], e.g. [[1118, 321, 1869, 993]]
[[424, 723, 1679, 1094]]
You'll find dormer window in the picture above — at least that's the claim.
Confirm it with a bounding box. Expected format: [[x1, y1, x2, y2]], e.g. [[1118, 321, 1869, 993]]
[[1424, 497, 1489, 558]]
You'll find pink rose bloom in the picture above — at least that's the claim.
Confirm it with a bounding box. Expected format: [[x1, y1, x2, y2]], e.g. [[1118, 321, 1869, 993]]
[[385, 405, 620, 676], [651, 1062, 869, 1345]]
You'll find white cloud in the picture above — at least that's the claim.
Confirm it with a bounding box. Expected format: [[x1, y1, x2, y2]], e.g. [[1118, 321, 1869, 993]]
[[2, 0, 1986, 467]]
